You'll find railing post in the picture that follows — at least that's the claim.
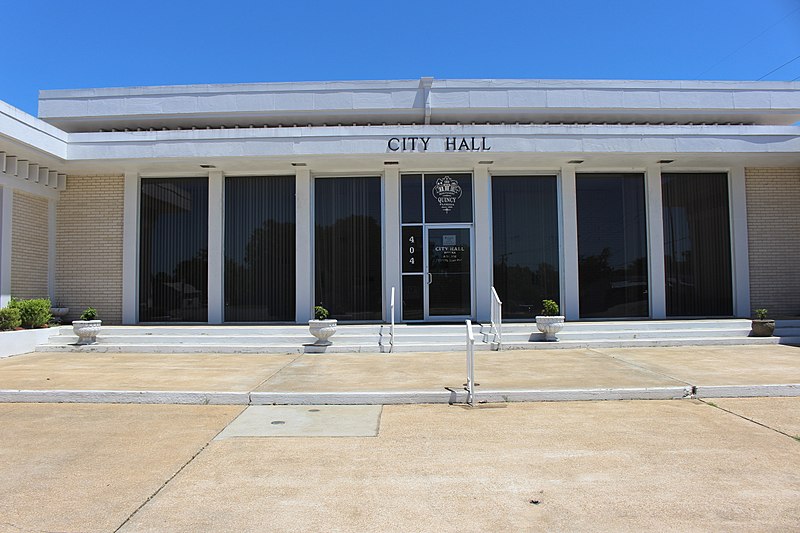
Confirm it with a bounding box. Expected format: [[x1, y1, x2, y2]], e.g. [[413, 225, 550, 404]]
[[390, 286, 395, 353], [466, 319, 475, 405], [490, 287, 503, 350]]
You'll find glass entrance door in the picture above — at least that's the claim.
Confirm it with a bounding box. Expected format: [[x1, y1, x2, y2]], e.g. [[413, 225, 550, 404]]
[[426, 227, 473, 318]]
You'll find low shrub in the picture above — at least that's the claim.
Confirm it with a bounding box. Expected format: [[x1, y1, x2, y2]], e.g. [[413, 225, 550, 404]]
[[9, 298, 52, 329], [0, 307, 21, 331]]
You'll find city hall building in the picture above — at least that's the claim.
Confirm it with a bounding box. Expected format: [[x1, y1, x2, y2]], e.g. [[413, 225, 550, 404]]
[[0, 78, 798, 325]]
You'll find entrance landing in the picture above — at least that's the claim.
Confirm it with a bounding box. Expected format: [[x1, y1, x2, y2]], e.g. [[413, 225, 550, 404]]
[[1, 345, 798, 405]]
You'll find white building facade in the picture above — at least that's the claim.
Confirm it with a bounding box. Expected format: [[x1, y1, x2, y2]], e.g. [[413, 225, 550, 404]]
[[0, 78, 798, 324]]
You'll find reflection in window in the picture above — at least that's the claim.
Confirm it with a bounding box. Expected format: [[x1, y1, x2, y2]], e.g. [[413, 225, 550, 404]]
[[577, 174, 648, 318], [224, 176, 295, 322], [315, 177, 382, 320], [662, 173, 732, 317], [139, 178, 208, 322], [492, 176, 560, 319]]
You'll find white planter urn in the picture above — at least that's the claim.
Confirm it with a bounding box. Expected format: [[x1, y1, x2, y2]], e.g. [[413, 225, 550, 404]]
[[50, 307, 69, 322], [309, 319, 337, 345], [535, 316, 565, 341], [72, 320, 102, 345]]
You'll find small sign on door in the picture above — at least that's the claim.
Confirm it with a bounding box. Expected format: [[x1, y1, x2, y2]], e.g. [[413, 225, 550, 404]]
[[442, 234, 456, 246]]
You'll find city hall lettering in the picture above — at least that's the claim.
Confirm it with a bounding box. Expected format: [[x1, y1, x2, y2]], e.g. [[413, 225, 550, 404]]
[[387, 136, 491, 152]]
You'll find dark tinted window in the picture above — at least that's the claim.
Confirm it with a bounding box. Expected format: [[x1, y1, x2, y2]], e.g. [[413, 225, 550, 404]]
[[402, 275, 423, 320], [492, 176, 560, 319], [662, 173, 732, 317], [315, 177, 382, 320], [401, 174, 422, 223], [577, 174, 649, 318], [224, 176, 295, 322], [139, 178, 208, 322]]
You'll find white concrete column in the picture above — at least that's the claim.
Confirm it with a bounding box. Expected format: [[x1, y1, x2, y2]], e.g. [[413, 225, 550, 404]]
[[729, 166, 751, 318], [560, 166, 579, 320], [295, 168, 313, 323], [384, 167, 401, 322], [207, 171, 224, 324], [0, 186, 13, 308], [473, 165, 492, 321], [122, 172, 140, 324], [47, 199, 57, 302], [645, 165, 667, 319]]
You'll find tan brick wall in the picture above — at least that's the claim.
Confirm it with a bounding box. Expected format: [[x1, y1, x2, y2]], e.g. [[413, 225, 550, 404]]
[[56, 176, 124, 324], [11, 191, 50, 300], [746, 167, 800, 318]]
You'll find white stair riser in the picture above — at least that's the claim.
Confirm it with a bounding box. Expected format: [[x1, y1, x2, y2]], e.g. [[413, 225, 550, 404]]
[[45, 328, 756, 347], [53, 320, 755, 337]]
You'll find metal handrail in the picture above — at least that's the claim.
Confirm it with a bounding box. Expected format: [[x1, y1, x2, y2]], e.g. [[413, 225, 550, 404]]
[[465, 319, 475, 405], [389, 286, 395, 353], [490, 287, 503, 350]]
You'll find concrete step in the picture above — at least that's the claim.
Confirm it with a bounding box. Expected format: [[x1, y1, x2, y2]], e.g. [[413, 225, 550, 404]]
[[501, 328, 755, 342], [36, 343, 425, 354], [50, 319, 756, 337], [45, 334, 384, 345], [498, 336, 782, 350], [497, 319, 754, 332], [44, 327, 756, 347], [52, 325, 388, 337], [40, 319, 783, 354]]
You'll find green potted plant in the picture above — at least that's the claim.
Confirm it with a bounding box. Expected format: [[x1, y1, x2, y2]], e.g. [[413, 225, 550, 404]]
[[535, 299, 565, 341], [750, 308, 775, 337], [72, 307, 102, 345], [308, 305, 337, 345]]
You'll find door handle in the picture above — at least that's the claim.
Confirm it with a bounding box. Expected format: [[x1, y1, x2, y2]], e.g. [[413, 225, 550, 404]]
[[427, 273, 432, 285]]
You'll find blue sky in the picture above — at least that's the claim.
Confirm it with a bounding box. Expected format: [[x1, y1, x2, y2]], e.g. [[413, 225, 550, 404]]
[[2, 0, 799, 116]]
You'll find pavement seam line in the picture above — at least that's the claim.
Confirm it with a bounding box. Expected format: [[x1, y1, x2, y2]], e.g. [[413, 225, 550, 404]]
[[588, 348, 694, 387], [250, 352, 306, 394], [698, 399, 800, 442], [113, 407, 246, 532]]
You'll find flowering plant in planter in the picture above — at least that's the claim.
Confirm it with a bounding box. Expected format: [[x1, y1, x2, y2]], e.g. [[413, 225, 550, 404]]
[[750, 308, 775, 337], [309, 305, 337, 345], [535, 299, 565, 341], [72, 307, 102, 345]]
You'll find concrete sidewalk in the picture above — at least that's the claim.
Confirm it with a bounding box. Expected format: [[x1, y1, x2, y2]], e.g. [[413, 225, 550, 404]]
[[0, 344, 797, 404], [1, 400, 798, 531]]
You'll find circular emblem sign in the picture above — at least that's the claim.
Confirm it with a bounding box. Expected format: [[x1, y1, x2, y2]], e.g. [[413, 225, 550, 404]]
[[432, 176, 462, 213]]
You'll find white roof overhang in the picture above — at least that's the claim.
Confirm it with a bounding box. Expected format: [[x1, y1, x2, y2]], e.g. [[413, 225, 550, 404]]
[[0, 78, 797, 177], [39, 78, 800, 132]]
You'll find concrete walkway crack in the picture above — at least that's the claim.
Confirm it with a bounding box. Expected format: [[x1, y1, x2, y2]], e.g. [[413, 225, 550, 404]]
[[699, 399, 800, 442], [250, 353, 305, 394], [588, 348, 694, 387], [113, 411, 242, 532]]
